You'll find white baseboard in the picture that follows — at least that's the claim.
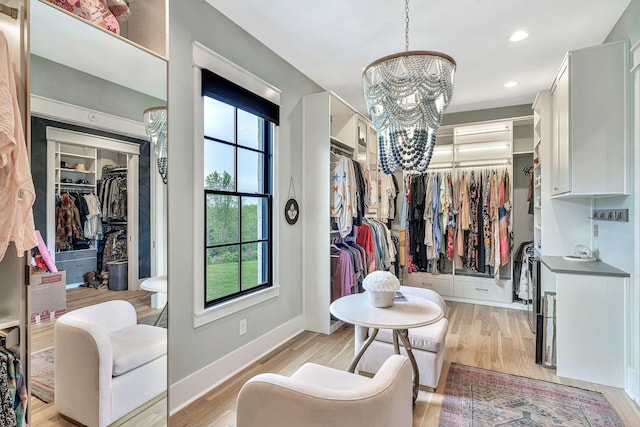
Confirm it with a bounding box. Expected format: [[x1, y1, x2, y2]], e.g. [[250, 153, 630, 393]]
[[169, 315, 305, 414], [443, 296, 528, 311], [626, 366, 640, 405]]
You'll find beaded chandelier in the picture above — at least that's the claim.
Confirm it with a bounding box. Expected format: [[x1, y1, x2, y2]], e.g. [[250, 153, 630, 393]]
[[362, 0, 456, 174], [143, 106, 168, 184]]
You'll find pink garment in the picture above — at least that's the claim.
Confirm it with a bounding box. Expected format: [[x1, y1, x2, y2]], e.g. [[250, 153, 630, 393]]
[[499, 173, 509, 266], [0, 32, 38, 261]]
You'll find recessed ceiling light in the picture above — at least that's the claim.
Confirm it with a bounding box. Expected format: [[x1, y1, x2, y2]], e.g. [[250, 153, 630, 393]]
[[509, 31, 529, 42], [504, 81, 518, 88]]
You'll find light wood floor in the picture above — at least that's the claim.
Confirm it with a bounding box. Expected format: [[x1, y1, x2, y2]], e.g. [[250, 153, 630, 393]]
[[170, 301, 640, 427], [29, 287, 165, 427]]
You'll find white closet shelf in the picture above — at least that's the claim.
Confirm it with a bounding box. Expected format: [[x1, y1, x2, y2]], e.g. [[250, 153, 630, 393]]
[[31, 0, 167, 101], [58, 168, 95, 173], [57, 183, 95, 188], [59, 153, 95, 160], [0, 316, 19, 330]]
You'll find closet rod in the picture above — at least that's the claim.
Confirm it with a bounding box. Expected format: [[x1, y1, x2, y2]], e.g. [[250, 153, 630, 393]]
[[0, 3, 18, 19], [329, 137, 354, 155]]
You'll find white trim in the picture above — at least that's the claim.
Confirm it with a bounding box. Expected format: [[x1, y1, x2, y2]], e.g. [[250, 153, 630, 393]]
[[442, 296, 528, 311], [169, 314, 304, 414], [192, 41, 281, 106], [46, 127, 141, 155], [191, 41, 281, 327], [630, 37, 640, 405], [31, 94, 148, 139], [194, 285, 281, 327]]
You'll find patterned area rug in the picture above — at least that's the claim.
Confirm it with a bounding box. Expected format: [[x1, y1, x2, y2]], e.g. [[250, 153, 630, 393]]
[[30, 347, 54, 404], [439, 363, 624, 426]]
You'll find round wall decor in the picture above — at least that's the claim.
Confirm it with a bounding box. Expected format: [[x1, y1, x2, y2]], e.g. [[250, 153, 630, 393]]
[[285, 198, 299, 225]]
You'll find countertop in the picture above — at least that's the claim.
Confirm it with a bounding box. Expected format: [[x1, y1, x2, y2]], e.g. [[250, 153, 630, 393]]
[[540, 256, 629, 278]]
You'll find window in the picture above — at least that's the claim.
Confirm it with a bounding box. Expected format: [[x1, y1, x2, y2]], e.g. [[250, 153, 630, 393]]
[[202, 70, 278, 307]]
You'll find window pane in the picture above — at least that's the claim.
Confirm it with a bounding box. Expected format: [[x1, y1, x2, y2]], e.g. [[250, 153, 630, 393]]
[[237, 109, 263, 150], [206, 246, 239, 301], [241, 197, 268, 242], [237, 149, 263, 194], [204, 141, 235, 190], [241, 241, 268, 290], [204, 97, 234, 142], [206, 194, 239, 245]]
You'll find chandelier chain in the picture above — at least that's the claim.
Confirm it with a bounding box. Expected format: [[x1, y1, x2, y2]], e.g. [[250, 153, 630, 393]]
[[405, 0, 410, 51]]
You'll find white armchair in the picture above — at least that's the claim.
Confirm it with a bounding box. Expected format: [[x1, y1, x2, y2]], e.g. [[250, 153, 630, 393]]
[[355, 286, 449, 390], [54, 300, 167, 427], [236, 355, 413, 427]]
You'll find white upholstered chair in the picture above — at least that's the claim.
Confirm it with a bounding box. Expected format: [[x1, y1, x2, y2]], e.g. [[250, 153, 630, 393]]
[[236, 354, 413, 427], [54, 300, 167, 427], [354, 285, 449, 390]]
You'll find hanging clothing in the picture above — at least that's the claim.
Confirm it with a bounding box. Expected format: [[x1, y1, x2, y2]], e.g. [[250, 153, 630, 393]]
[[98, 169, 127, 222], [466, 172, 479, 270], [403, 166, 512, 281], [482, 171, 493, 268], [0, 32, 37, 261], [0, 357, 16, 427], [83, 193, 103, 240], [55, 193, 84, 251], [330, 153, 360, 238], [499, 172, 510, 266]]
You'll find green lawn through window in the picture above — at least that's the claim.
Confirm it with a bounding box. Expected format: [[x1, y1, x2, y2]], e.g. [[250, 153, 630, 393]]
[[206, 260, 259, 301]]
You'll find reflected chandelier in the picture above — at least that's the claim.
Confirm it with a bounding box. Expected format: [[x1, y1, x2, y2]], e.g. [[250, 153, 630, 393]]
[[143, 106, 168, 184], [362, 0, 456, 174]]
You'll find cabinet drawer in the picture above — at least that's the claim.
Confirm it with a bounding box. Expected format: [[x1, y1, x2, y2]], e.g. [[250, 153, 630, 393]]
[[56, 258, 97, 284], [56, 248, 97, 262], [404, 273, 452, 296], [453, 277, 511, 303]]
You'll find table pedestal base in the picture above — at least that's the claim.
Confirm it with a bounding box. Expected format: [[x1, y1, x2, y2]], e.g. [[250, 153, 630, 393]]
[[151, 292, 167, 309], [349, 328, 420, 405]]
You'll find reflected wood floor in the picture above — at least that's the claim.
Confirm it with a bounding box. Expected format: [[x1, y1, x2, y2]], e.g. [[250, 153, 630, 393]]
[[170, 301, 640, 427], [29, 287, 165, 427]]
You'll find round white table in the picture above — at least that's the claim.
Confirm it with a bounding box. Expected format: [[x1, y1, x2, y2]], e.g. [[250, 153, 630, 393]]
[[330, 292, 443, 403], [140, 275, 167, 327]]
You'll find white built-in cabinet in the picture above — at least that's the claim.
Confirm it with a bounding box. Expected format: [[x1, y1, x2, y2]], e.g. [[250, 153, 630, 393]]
[[30, 0, 167, 100], [550, 40, 629, 198], [532, 91, 550, 257], [302, 92, 379, 334], [542, 261, 627, 388], [46, 128, 141, 288], [402, 118, 534, 306]]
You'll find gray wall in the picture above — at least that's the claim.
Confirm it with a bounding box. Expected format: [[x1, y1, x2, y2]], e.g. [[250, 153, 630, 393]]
[[606, 0, 640, 46], [30, 55, 163, 121], [167, 0, 322, 389], [592, 0, 639, 276]]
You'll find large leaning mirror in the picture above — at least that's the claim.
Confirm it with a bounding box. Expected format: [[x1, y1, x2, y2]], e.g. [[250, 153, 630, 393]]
[[26, 1, 168, 426]]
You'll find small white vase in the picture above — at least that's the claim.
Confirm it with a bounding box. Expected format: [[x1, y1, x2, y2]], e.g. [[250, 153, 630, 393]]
[[368, 290, 394, 308]]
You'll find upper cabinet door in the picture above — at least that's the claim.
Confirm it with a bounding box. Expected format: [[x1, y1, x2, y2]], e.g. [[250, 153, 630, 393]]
[[550, 40, 629, 198]]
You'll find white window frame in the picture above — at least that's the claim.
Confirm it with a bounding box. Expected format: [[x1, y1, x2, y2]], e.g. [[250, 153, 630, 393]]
[[192, 42, 281, 328]]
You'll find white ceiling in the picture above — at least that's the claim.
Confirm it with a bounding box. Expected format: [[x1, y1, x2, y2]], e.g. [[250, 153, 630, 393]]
[[206, 0, 631, 115]]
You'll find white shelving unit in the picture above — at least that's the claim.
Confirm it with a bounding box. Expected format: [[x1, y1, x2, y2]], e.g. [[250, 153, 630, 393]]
[[55, 143, 98, 195], [403, 117, 535, 306], [532, 91, 550, 256], [30, 0, 167, 101], [302, 92, 379, 334]]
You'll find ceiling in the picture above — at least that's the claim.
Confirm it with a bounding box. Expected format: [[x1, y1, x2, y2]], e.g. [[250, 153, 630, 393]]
[[206, 0, 631, 116]]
